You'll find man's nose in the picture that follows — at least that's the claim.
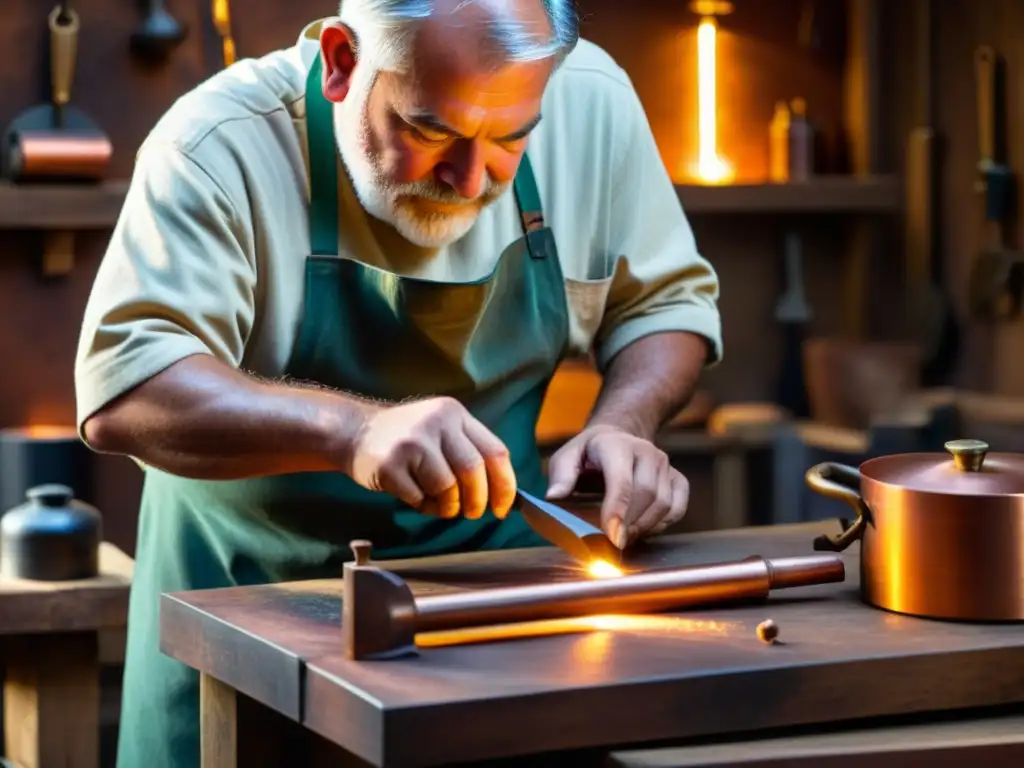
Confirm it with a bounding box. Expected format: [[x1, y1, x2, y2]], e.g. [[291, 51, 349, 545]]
[[436, 141, 487, 199]]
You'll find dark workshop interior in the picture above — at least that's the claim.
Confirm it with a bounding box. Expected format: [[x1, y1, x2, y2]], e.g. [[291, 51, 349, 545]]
[[4, 0, 1024, 766]]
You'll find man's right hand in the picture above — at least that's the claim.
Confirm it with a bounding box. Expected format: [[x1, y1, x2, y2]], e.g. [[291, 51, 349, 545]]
[[345, 397, 517, 520]]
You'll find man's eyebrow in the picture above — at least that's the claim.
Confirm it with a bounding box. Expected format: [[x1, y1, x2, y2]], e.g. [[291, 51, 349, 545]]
[[404, 111, 543, 142], [495, 113, 542, 142], [405, 111, 465, 138]]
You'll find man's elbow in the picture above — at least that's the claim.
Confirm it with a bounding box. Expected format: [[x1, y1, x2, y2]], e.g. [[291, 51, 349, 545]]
[[81, 409, 124, 454]]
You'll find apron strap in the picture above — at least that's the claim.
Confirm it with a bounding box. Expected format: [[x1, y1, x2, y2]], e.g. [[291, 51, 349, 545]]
[[306, 55, 340, 256], [512, 151, 549, 260], [304, 54, 547, 258], [512, 153, 544, 234]]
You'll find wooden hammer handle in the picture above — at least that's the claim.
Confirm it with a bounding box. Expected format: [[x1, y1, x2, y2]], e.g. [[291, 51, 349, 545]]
[[48, 5, 80, 109]]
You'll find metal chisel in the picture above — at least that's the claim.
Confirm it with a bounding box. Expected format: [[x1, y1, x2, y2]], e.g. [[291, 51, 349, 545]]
[[514, 487, 621, 569]]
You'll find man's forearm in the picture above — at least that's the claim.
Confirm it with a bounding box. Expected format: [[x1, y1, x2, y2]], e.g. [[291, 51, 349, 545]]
[[587, 331, 709, 441], [82, 354, 374, 479]]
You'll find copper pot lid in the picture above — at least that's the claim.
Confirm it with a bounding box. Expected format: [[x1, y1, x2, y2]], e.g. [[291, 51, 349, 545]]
[[860, 439, 1024, 496]]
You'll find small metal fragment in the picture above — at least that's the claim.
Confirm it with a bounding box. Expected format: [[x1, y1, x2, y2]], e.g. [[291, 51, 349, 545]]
[[350, 539, 373, 566], [756, 619, 779, 644]]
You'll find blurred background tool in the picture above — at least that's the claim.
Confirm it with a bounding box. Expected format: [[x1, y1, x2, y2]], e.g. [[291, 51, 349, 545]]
[[1, 2, 112, 183], [131, 0, 188, 63], [213, 0, 237, 67], [968, 44, 1023, 321], [0, 2, 113, 277], [905, 0, 958, 382]]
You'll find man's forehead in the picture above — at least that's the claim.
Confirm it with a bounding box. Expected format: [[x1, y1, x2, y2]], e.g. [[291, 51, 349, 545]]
[[389, 6, 552, 112]]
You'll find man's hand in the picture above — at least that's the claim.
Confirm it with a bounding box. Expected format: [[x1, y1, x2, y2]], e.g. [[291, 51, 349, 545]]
[[545, 426, 689, 549], [347, 397, 517, 520]]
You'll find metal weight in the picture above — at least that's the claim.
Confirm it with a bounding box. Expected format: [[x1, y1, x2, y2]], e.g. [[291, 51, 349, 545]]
[[0, 483, 101, 581]]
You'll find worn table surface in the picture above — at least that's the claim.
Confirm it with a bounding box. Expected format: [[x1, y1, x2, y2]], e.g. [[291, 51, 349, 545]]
[[0, 541, 134, 635], [160, 521, 1024, 767]]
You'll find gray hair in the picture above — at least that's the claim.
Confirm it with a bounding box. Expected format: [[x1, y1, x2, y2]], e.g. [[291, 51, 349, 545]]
[[337, 0, 579, 73]]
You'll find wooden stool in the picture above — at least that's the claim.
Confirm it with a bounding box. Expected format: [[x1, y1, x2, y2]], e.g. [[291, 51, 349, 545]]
[[1, 542, 133, 768]]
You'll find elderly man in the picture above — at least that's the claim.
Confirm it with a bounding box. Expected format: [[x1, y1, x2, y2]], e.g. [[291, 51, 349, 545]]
[[75, 0, 720, 763]]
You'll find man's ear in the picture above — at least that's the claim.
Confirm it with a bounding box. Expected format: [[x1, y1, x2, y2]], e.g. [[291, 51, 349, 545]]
[[320, 22, 359, 102]]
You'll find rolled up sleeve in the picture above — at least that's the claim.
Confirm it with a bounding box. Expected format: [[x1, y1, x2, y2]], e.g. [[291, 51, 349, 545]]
[[74, 140, 256, 436], [592, 85, 722, 371]]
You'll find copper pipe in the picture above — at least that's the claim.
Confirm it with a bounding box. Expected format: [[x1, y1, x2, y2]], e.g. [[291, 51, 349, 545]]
[[414, 555, 843, 632], [341, 547, 845, 659]]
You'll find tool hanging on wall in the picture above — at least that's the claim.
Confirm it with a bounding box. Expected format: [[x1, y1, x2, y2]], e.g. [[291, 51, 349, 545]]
[[905, 0, 958, 383], [797, 0, 820, 50], [131, 0, 187, 63], [213, 0, 237, 67], [774, 230, 812, 418], [0, 2, 113, 277], [968, 45, 1023, 321], [1, 4, 112, 183]]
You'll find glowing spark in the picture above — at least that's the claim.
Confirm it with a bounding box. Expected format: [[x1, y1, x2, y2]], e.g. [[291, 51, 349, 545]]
[[586, 560, 624, 579]]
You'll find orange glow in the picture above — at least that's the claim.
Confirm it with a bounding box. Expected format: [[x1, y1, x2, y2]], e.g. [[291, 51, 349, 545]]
[[2, 425, 78, 440], [416, 614, 734, 649], [586, 560, 623, 579], [691, 16, 734, 185]]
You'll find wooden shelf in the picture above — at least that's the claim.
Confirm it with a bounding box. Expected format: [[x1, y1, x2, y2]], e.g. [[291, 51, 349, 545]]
[[0, 175, 900, 230], [675, 175, 901, 214], [0, 180, 129, 229]]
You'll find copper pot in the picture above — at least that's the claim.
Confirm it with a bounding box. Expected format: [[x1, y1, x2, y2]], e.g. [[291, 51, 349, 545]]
[[805, 439, 1024, 621]]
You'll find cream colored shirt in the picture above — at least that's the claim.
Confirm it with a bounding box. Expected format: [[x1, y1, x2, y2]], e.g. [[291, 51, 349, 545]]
[[74, 20, 722, 433]]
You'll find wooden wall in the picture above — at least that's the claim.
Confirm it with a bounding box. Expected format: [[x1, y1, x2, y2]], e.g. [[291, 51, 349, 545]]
[[0, 0, 919, 551], [883, 1, 1024, 395]]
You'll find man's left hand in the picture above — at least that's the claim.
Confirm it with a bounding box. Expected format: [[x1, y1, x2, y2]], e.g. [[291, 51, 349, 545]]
[[545, 425, 689, 549]]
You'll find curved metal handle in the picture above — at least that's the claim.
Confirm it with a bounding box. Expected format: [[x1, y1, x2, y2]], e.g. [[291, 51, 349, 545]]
[[48, 5, 79, 109], [805, 462, 870, 552]]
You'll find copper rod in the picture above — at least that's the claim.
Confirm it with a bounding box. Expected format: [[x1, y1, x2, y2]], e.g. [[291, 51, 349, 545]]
[[9, 132, 112, 180], [413, 555, 844, 633]]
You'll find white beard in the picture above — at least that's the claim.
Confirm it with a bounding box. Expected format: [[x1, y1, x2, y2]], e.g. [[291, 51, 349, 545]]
[[333, 72, 507, 249]]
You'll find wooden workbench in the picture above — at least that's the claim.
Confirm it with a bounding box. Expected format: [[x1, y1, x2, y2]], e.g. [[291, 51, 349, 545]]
[[159, 521, 1024, 767], [1, 541, 134, 768]]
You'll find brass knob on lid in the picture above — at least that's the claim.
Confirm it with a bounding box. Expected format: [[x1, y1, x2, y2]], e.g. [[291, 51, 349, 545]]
[[350, 539, 372, 566], [945, 439, 990, 472]]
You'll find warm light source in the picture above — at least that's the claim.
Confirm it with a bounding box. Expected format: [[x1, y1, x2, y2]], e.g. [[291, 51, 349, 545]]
[[0, 425, 93, 513], [689, 1, 734, 184]]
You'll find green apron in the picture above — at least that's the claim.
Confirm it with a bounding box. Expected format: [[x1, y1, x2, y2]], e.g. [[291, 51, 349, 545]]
[[115, 56, 569, 767]]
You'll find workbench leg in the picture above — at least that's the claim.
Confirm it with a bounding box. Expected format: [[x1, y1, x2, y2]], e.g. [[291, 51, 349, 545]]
[[200, 673, 237, 767], [3, 632, 99, 768], [201, 673, 299, 767]]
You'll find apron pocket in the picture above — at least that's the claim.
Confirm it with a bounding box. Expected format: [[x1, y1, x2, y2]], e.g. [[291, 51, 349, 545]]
[[564, 274, 615, 355]]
